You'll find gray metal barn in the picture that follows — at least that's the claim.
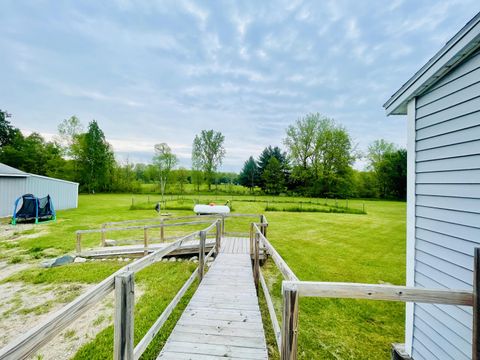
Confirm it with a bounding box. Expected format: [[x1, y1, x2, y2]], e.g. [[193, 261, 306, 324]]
[[384, 12, 480, 360], [0, 163, 79, 218]]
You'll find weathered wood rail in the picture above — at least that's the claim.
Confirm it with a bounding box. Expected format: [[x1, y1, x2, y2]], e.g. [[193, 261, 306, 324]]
[[0, 218, 220, 360], [250, 222, 480, 360]]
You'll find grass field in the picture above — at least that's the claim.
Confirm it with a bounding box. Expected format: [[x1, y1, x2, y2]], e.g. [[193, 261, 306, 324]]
[[0, 194, 405, 359]]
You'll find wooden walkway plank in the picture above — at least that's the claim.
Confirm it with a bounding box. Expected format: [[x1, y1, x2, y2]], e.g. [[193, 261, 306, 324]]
[[157, 238, 267, 359]]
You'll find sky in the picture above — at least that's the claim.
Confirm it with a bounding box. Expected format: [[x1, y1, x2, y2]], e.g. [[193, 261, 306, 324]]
[[1, 0, 479, 172]]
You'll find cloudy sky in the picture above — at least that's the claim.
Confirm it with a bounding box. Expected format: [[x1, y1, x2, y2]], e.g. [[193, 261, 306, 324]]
[[1, 1, 479, 171]]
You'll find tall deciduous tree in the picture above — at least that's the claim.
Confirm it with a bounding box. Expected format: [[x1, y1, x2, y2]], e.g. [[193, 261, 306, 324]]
[[57, 116, 84, 157], [0, 110, 15, 148], [284, 113, 355, 196], [192, 130, 226, 190], [153, 143, 178, 201], [239, 156, 259, 192]]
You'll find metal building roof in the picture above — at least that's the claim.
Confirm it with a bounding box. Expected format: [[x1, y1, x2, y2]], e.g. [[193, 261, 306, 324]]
[[384, 11, 480, 115], [0, 163, 28, 177]]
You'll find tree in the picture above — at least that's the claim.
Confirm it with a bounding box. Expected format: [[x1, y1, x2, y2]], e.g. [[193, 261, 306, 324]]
[[79, 120, 115, 193], [175, 167, 189, 195], [367, 139, 399, 198], [376, 149, 407, 199], [284, 113, 355, 196], [239, 156, 259, 192], [57, 116, 84, 157], [0, 110, 14, 147], [257, 146, 289, 190], [153, 143, 178, 201], [192, 130, 226, 190], [262, 157, 285, 195]]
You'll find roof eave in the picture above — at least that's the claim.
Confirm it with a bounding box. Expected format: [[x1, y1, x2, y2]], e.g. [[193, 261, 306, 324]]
[[384, 12, 480, 116]]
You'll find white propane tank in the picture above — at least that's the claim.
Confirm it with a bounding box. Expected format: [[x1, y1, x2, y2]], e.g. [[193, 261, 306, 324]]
[[194, 204, 230, 215]]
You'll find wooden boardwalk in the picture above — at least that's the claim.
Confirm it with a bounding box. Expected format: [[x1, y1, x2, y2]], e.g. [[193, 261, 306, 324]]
[[157, 237, 268, 359]]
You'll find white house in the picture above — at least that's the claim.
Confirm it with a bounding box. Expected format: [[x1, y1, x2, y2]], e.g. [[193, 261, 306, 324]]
[[384, 12, 480, 360], [0, 163, 79, 218]]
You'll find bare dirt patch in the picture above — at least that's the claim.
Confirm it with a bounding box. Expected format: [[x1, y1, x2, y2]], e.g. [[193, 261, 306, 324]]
[[0, 280, 145, 360]]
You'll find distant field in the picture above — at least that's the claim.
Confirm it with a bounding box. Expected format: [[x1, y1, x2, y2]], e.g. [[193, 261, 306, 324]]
[[0, 194, 405, 359]]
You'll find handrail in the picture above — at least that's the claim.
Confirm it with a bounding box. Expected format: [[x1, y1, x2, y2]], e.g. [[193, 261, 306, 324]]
[[0, 218, 220, 360], [128, 219, 221, 359], [249, 220, 479, 360]]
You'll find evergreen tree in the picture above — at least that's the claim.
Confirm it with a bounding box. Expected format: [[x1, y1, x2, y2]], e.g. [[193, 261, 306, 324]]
[[262, 157, 285, 195], [238, 156, 259, 192]]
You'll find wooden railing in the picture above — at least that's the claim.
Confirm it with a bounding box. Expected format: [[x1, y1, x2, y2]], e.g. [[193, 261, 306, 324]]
[[250, 222, 480, 360], [0, 218, 221, 360], [76, 213, 262, 254]]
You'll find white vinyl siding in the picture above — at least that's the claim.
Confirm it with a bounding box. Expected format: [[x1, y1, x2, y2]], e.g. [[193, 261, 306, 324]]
[[411, 50, 480, 360]]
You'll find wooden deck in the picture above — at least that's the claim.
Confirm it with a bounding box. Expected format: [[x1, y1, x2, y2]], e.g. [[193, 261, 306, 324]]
[[157, 237, 268, 359]]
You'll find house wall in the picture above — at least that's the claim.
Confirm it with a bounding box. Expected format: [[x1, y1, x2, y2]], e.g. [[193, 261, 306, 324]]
[[411, 49, 480, 360], [0, 175, 78, 217]]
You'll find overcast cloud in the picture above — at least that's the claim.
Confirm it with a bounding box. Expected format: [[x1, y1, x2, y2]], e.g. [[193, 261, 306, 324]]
[[1, 0, 479, 171]]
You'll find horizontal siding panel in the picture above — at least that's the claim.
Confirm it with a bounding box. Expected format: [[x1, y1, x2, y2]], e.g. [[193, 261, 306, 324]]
[[416, 154, 480, 172], [412, 337, 441, 360], [416, 141, 480, 162], [416, 183, 480, 198], [416, 217, 480, 243], [416, 260, 470, 290], [416, 227, 479, 255], [417, 303, 472, 339], [418, 65, 480, 107], [416, 195, 480, 213], [415, 306, 470, 357], [416, 81, 480, 118], [416, 238, 472, 269], [416, 250, 471, 285], [416, 125, 480, 150], [414, 319, 464, 360], [416, 169, 480, 184], [426, 51, 480, 93], [416, 206, 480, 229], [416, 96, 480, 129], [416, 111, 480, 139]]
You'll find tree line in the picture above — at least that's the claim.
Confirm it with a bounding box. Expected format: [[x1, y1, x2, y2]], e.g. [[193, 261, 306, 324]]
[[238, 113, 406, 199], [1, 110, 406, 199]]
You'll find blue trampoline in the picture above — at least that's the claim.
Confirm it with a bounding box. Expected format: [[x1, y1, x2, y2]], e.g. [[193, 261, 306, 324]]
[[11, 194, 56, 225]]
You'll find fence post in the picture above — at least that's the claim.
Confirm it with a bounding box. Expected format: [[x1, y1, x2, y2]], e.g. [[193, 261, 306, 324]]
[[254, 232, 260, 293], [473, 247, 480, 360], [143, 227, 148, 256], [160, 219, 165, 242], [222, 215, 225, 236], [76, 232, 81, 254], [215, 220, 221, 255], [114, 271, 134, 360], [249, 222, 254, 260], [281, 282, 299, 360], [198, 231, 206, 282]]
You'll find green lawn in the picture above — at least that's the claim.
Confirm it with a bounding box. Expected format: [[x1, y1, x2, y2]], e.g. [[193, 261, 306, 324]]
[[1, 194, 405, 359]]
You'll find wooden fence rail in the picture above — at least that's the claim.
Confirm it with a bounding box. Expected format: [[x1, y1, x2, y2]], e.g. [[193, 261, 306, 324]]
[[0, 218, 220, 360], [249, 220, 479, 360]]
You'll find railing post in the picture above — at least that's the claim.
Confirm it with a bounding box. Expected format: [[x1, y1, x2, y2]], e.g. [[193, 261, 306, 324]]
[[160, 219, 165, 242], [281, 282, 299, 360], [198, 231, 206, 282], [221, 215, 225, 236], [76, 232, 81, 254], [215, 220, 221, 255], [114, 271, 134, 360], [473, 247, 480, 360], [143, 226, 148, 256], [250, 222, 254, 260], [254, 232, 260, 293], [259, 215, 264, 237], [101, 224, 106, 247]]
